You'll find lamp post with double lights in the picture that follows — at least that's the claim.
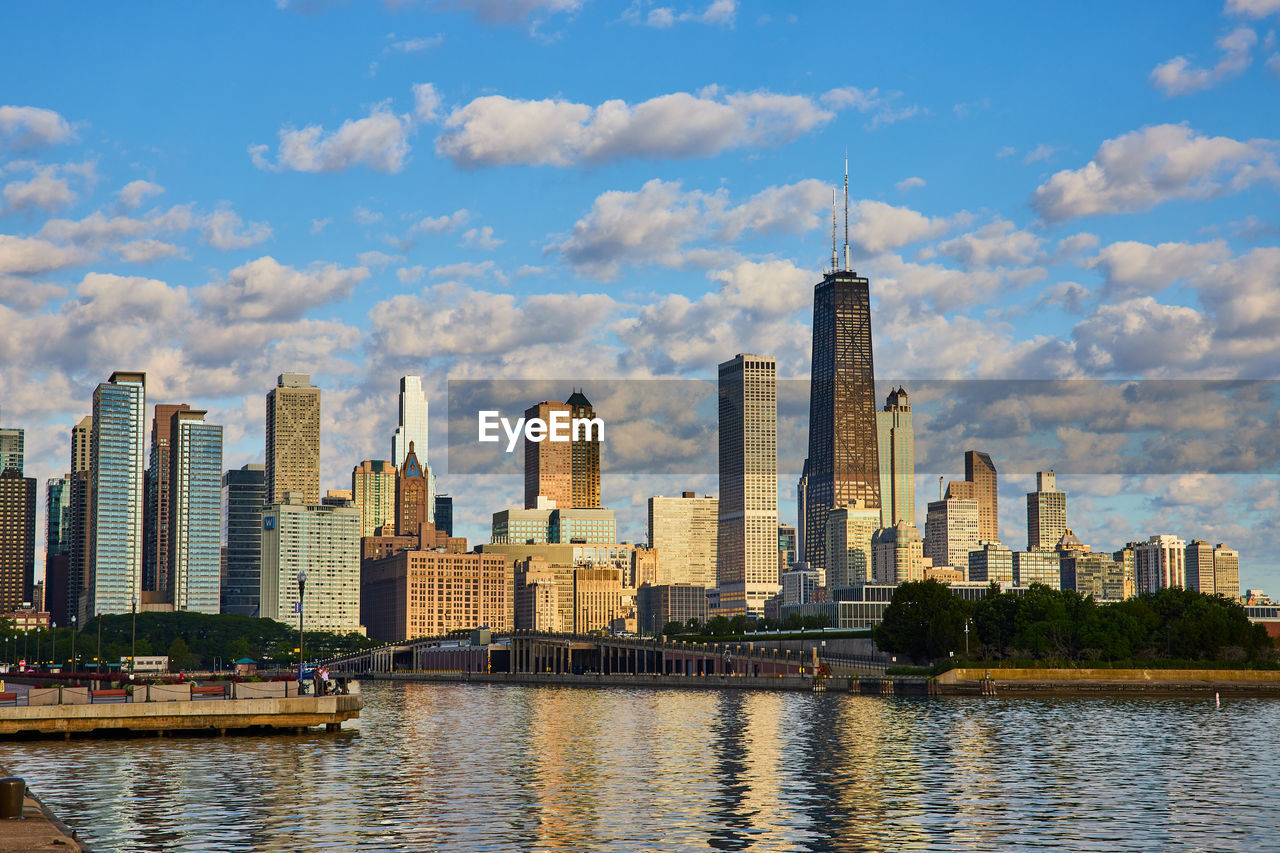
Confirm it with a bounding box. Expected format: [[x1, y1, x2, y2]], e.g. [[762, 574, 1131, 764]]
[[297, 570, 307, 685], [95, 609, 102, 674]]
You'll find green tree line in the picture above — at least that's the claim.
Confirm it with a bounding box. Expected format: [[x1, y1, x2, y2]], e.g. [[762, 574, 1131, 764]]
[[0, 611, 377, 671], [874, 580, 1274, 666]]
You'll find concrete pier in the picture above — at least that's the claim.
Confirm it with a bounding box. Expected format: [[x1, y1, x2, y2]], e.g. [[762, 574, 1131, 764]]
[[0, 764, 87, 852], [0, 682, 362, 738]]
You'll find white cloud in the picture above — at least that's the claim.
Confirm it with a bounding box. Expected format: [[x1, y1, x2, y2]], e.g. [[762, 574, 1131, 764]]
[[310, 217, 332, 234], [936, 219, 1042, 270], [356, 250, 401, 269], [848, 199, 956, 255], [396, 265, 425, 284], [436, 88, 835, 168], [1036, 281, 1092, 314], [2, 166, 77, 212], [117, 180, 164, 210], [996, 145, 1017, 159], [353, 205, 382, 225], [0, 234, 91, 275], [1072, 297, 1212, 374], [1023, 143, 1059, 164], [895, 176, 926, 192], [1030, 123, 1279, 222], [411, 209, 470, 234], [1150, 27, 1257, 95], [390, 34, 444, 53], [461, 225, 504, 250], [430, 260, 504, 282], [819, 86, 923, 130], [1226, 0, 1280, 19], [623, 0, 736, 28], [251, 105, 413, 173], [0, 275, 66, 309], [202, 207, 272, 250], [439, 0, 585, 28], [115, 239, 188, 263], [1088, 239, 1232, 298], [200, 256, 369, 321], [413, 82, 443, 122], [0, 106, 73, 150], [713, 178, 829, 240]]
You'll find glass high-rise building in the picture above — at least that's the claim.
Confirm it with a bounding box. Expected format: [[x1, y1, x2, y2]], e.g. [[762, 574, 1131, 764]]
[[169, 409, 222, 613], [46, 477, 71, 556], [804, 264, 881, 571], [89, 371, 146, 616], [876, 387, 914, 529], [221, 463, 265, 616], [717, 353, 778, 617], [434, 494, 453, 537], [1027, 470, 1067, 551]]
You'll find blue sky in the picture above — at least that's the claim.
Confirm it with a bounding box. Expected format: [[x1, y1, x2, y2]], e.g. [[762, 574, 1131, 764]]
[[2, 0, 1279, 591]]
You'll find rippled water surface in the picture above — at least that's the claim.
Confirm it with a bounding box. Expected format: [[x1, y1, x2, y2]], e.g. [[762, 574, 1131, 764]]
[[4, 681, 1277, 852]]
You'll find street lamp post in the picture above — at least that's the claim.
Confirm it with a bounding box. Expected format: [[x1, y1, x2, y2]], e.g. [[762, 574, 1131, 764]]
[[51, 623, 57, 672], [130, 594, 138, 675], [297, 570, 307, 685], [36, 627, 42, 670], [95, 609, 102, 674], [72, 615, 78, 671], [964, 619, 971, 657]]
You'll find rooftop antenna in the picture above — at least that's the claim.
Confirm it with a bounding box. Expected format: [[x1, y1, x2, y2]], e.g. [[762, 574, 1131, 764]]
[[843, 151, 851, 272], [830, 188, 838, 273]]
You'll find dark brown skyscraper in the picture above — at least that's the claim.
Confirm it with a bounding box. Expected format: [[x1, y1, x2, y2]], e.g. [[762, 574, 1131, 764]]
[[0, 469, 36, 612], [144, 402, 190, 595], [566, 390, 601, 508], [523, 400, 572, 510], [803, 176, 881, 571]]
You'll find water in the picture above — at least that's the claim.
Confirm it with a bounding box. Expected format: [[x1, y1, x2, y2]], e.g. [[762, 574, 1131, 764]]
[[3, 681, 1274, 852]]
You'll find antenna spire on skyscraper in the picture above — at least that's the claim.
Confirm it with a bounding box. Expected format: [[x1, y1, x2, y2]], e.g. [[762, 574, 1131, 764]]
[[831, 187, 838, 273], [843, 153, 851, 272]]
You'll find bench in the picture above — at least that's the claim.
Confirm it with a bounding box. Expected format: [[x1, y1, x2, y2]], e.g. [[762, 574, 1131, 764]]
[[191, 685, 227, 698], [90, 688, 129, 703], [0, 691, 17, 706]]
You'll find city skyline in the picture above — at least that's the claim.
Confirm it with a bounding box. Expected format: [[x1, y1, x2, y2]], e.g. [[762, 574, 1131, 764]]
[[1, 2, 1278, 592]]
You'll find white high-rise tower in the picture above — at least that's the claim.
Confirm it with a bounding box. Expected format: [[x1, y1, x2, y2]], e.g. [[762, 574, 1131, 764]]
[[392, 375, 434, 524]]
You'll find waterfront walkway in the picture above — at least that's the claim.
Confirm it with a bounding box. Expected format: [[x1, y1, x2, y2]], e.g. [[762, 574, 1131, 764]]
[[0, 764, 86, 852]]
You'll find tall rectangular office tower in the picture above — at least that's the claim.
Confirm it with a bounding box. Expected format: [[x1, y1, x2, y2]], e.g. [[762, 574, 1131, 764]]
[[143, 402, 190, 595], [221, 464, 265, 616], [1026, 470, 1067, 551], [804, 268, 881, 570], [0, 409, 23, 474], [169, 409, 223, 613], [876, 387, 914, 529], [524, 400, 572, 510], [88, 371, 146, 616], [717, 354, 779, 617], [266, 373, 321, 506]]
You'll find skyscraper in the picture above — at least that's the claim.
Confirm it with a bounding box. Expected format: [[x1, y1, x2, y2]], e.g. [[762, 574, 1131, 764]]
[[89, 371, 146, 616], [648, 492, 718, 587], [1026, 470, 1067, 551], [168, 409, 222, 613], [965, 451, 998, 544], [1135, 535, 1186, 594], [825, 501, 880, 588], [1185, 539, 1215, 594], [143, 402, 190, 595], [924, 496, 979, 572], [391, 375, 434, 523], [265, 373, 320, 505], [567, 390, 601, 508], [352, 459, 397, 538], [804, 174, 881, 571], [717, 353, 779, 617], [71, 415, 92, 474], [876, 387, 914, 529], [260, 493, 361, 633], [0, 469, 36, 612], [434, 495, 453, 537], [0, 409, 23, 475], [221, 463, 265, 616], [396, 442, 432, 538], [1214, 544, 1240, 600], [523, 400, 572, 510], [45, 477, 72, 624]]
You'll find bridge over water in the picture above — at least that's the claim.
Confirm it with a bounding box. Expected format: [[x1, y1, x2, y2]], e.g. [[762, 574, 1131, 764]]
[[320, 631, 888, 679]]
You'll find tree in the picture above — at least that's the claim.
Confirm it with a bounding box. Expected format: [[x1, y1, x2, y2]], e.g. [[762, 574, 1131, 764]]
[[874, 579, 970, 663], [661, 621, 684, 637], [167, 637, 190, 671]]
